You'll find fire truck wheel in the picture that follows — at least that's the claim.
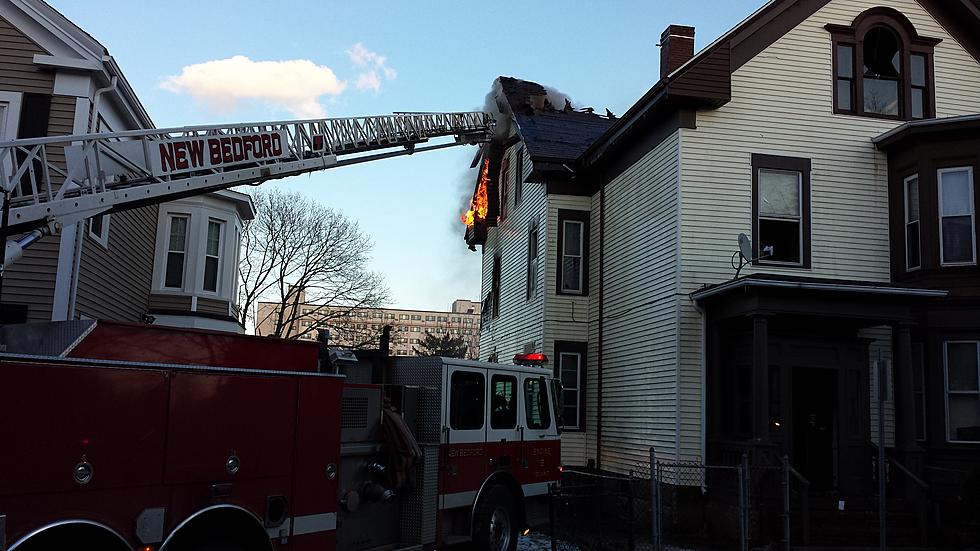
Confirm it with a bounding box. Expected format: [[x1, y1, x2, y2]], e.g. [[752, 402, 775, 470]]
[[472, 485, 519, 551]]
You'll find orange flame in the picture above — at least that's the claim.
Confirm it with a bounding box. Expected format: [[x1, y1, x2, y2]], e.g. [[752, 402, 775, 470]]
[[461, 158, 490, 227]]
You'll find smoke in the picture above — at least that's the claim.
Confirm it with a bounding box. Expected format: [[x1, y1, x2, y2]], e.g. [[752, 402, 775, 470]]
[[483, 78, 513, 142], [543, 85, 575, 112]]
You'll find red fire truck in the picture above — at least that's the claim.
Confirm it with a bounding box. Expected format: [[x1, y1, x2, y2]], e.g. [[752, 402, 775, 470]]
[[0, 112, 562, 551]]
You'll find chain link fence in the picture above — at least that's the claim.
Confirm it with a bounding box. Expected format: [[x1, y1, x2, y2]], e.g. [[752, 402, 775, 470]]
[[543, 449, 801, 551]]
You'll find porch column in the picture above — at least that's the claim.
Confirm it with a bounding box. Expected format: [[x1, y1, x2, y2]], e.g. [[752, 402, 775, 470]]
[[893, 322, 921, 455], [752, 315, 769, 442]]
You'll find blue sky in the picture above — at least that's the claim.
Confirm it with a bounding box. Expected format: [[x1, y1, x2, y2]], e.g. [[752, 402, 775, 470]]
[[51, 0, 764, 311]]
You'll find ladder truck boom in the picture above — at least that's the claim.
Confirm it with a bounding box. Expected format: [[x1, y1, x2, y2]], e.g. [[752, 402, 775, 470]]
[[0, 111, 493, 265]]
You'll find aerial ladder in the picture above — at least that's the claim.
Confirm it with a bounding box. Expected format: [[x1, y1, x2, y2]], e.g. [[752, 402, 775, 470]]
[[0, 111, 493, 269]]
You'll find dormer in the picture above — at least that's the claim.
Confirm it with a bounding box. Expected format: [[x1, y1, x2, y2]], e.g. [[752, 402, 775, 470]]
[[148, 190, 255, 332]]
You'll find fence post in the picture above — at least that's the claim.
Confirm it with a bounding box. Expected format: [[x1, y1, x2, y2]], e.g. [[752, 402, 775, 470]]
[[739, 453, 750, 551], [549, 482, 557, 551], [650, 447, 660, 551], [782, 455, 791, 551], [628, 470, 635, 551]]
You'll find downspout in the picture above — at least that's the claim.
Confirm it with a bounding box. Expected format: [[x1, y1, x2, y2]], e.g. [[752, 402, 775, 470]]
[[68, 76, 116, 320], [595, 178, 605, 470]]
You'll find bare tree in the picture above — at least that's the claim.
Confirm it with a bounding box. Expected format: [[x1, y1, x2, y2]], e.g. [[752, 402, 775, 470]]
[[240, 189, 388, 341]]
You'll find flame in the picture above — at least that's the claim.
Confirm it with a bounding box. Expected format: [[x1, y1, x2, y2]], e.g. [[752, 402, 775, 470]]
[[461, 158, 490, 227]]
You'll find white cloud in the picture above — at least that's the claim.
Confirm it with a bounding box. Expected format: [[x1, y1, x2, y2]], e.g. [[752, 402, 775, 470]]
[[161, 56, 346, 119], [346, 43, 396, 92]]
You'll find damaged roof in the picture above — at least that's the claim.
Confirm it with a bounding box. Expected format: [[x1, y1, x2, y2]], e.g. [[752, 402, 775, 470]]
[[497, 76, 614, 164]]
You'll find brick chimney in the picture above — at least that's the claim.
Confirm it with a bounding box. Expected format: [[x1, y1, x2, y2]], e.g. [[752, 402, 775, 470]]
[[660, 25, 695, 79]]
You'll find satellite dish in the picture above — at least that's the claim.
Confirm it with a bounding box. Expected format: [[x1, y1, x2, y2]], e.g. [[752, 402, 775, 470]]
[[738, 233, 753, 262]]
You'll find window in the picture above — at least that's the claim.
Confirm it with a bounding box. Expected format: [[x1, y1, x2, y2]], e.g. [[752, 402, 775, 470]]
[[450, 371, 485, 430], [400, 314, 409, 320], [752, 154, 811, 267], [944, 341, 980, 442], [164, 215, 189, 288], [203, 219, 223, 292], [555, 341, 586, 431], [411, 326, 420, 332], [425, 315, 436, 322], [491, 254, 501, 318], [499, 155, 510, 222], [411, 314, 422, 321], [373, 312, 382, 319], [524, 377, 551, 430], [557, 210, 589, 295], [385, 313, 395, 320], [88, 214, 110, 247], [491, 374, 517, 429], [939, 168, 975, 266], [452, 317, 460, 323], [862, 26, 901, 116], [836, 43, 856, 112], [912, 343, 926, 441], [527, 222, 539, 300], [438, 316, 448, 322], [464, 318, 473, 325], [905, 175, 921, 270], [514, 146, 524, 207], [828, 9, 938, 120]]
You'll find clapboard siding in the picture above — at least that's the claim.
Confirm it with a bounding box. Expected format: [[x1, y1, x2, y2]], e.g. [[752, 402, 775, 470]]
[[479, 145, 545, 363], [0, 15, 52, 94], [75, 204, 157, 321], [587, 131, 680, 472], [0, 15, 58, 322], [676, 0, 980, 463]]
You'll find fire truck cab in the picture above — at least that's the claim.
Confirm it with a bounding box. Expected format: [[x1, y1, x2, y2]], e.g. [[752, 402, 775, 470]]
[[0, 321, 561, 551]]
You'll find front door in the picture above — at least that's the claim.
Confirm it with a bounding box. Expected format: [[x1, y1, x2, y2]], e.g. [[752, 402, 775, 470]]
[[792, 367, 837, 491]]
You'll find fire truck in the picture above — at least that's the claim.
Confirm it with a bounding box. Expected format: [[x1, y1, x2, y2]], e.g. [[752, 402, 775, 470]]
[[0, 112, 563, 551]]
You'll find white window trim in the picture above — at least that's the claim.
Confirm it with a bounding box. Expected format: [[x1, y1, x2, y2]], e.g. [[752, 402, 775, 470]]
[[88, 213, 110, 248], [757, 168, 805, 267], [163, 214, 190, 290], [904, 174, 921, 271], [202, 218, 225, 295], [938, 167, 976, 267], [943, 340, 980, 444], [561, 220, 585, 294], [559, 351, 583, 431]]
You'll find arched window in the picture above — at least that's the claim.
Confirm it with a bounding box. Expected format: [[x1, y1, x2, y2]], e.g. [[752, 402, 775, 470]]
[[827, 7, 940, 120]]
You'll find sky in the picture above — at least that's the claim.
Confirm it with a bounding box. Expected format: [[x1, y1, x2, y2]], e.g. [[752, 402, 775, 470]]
[[50, 0, 764, 312]]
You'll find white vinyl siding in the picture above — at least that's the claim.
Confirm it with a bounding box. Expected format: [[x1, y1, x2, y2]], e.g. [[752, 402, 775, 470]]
[[676, 0, 980, 466], [586, 131, 680, 470], [480, 145, 545, 366]]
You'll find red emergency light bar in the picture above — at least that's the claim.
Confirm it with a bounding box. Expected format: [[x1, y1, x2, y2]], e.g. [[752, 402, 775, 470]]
[[513, 353, 548, 366]]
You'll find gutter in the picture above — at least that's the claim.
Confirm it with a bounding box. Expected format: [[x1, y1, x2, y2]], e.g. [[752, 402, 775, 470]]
[[873, 113, 980, 148], [690, 278, 949, 303]]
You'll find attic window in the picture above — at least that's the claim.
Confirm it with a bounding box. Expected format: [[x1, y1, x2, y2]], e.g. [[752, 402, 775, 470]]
[[827, 7, 940, 121]]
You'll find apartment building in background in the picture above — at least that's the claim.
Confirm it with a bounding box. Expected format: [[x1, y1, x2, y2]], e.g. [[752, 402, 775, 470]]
[[255, 298, 481, 358]]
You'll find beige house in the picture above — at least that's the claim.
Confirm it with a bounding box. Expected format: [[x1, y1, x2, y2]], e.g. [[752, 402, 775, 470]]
[[256, 298, 481, 359], [468, 0, 980, 535], [0, 0, 250, 332]]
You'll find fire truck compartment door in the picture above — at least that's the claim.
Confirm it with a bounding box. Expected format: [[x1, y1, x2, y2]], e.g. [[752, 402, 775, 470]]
[[164, 372, 297, 483]]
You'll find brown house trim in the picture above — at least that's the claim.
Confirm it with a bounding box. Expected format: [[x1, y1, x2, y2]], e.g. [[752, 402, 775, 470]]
[[553, 340, 587, 432], [826, 7, 941, 121], [751, 153, 812, 269], [555, 209, 590, 296]]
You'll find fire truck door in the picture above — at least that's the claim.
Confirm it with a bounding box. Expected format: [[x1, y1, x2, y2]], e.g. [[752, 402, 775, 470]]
[[517, 374, 559, 497], [486, 373, 521, 471], [441, 366, 488, 506]]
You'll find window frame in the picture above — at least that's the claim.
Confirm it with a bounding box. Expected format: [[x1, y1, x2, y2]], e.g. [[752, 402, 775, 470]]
[[490, 373, 518, 430], [202, 218, 224, 294], [827, 9, 940, 121], [522, 376, 551, 431], [514, 146, 525, 207], [904, 174, 921, 271], [751, 154, 812, 269], [556, 209, 590, 296], [527, 220, 539, 301], [164, 214, 190, 289], [938, 166, 976, 267], [88, 213, 110, 248], [554, 341, 586, 432], [943, 340, 980, 444]]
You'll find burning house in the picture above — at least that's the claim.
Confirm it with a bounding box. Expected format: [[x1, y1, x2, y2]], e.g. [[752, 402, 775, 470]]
[[468, 0, 980, 545]]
